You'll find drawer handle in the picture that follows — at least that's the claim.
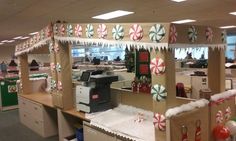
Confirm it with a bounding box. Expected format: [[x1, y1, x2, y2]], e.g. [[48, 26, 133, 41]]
[[23, 114, 26, 117], [34, 107, 38, 110]]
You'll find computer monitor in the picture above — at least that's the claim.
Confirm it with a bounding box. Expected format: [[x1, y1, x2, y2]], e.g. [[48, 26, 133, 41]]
[[80, 71, 91, 82]]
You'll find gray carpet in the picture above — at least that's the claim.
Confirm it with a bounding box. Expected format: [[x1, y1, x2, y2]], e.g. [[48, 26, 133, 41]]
[[0, 109, 58, 141]]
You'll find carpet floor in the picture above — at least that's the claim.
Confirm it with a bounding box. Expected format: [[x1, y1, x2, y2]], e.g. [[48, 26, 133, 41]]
[[0, 109, 58, 141]]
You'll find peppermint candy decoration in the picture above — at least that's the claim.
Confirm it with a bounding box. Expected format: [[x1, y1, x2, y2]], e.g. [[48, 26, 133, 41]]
[[67, 24, 73, 37], [149, 24, 165, 42], [36, 33, 40, 42], [206, 27, 213, 42], [54, 24, 59, 35], [46, 25, 52, 37], [56, 63, 61, 73], [188, 26, 197, 42], [97, 24, 107, 39], [86, 24, 94, 38], [221, 30, 226, 43], [112, 24, 124, 40], [74, 24, 82, 37], [169, 25, 177, 43], [40, 30, 45, 40], [59, 24, 65, 36], [51, 79, 57, 90], [225, 107, 232, 121], [150, 57, 165, 75], [129, 24, 143, 41], [54, 42, 59, 53], [50, 62, 56, 72], [216, 110, 223, 124], [151, 84, 167, 102], [153, 113, 166, 131], [57, 81, 62, 90]]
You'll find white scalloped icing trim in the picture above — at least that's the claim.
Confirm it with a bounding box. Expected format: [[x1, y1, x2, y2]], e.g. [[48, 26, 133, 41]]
[[210, 89, 236, 102], [15, 37, 52, 56], [165, 99, 209, 119], [54, 35, 168, 51]]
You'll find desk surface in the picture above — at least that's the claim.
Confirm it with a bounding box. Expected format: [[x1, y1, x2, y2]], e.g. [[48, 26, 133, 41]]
[[19, 92, 54, 108], [19, 93, 88, 120]]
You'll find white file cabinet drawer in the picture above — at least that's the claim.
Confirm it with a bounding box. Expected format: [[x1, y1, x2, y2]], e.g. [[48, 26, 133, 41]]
[[18, 96, 57, 138]]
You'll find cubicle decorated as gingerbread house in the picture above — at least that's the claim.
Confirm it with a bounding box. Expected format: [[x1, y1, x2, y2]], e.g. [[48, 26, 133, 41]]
[[15, 21, 235, 141]]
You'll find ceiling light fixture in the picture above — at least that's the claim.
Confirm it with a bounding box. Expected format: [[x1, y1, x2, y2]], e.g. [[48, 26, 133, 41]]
[[1, 40, 8, 43], [171, 0, 186, 2], [0, 43, 4, 45], [20, 36, 30, 40], [6, 40, 15, 43], [13, 36, 23, 40], [92, 10, 134, 20], [172, 19, 196, 24], [29, 32, 38, 35], [229, 12, 236, 16], [220, 25, 236, 29]]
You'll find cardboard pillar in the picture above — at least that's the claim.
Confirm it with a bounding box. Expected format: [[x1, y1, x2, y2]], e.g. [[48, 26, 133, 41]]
[[151, 49, 176, 141], [53, 41, 73, 110], [208, 48, 225, 94], [19, 54, 31, 94]]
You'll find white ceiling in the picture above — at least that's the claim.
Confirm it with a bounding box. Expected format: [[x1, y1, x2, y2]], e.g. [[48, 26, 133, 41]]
[[0, 0, 236, 47]]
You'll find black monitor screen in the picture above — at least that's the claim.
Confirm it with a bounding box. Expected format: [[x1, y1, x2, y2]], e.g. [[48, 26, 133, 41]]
[[80, 72, 91, 81]]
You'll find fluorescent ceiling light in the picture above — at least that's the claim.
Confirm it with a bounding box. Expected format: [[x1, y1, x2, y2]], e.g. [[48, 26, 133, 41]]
[[0, 43, 4, 45], [29, 32, 38, 35], [229, 12, 236, 15], [13, 36, 23, 40], [171, 0, 186, 2], [92, 10, 134, 20], [6, 40, 15, 43], [172, 19, 196, 24], [20, 36, 30, 40], [220, 25, 236, 29], [1, 40, 8, 43]]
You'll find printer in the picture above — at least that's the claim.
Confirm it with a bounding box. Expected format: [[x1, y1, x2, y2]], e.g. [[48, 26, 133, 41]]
[[75, 70, 118, 113]]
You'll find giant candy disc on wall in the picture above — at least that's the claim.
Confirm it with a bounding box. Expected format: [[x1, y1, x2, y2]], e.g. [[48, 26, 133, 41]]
[[149, 24, 165, 42], [74, 24, 82, 37], [205, 27, 213, 42], [151, 84, 167, 102], [67, 24, 73, 37], [150, 57, 165, 75], [86, 24, 94, 38], [153, 113, 166, 131], [97, 24, 108, 39], [188, 26, 197, 43], [112, 24, 124, 40], [129, 24, 143, 41], [169, 25, 177, 43]]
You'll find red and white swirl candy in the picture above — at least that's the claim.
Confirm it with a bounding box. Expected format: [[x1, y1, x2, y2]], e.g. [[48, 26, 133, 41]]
[[74, 24, 82, 37], [97, 24, 107, 39], [206, 27, 213, 42], [50, 63, 55, 72], [216, 110, 223, 124], [169, 25, 177, 43], [129, 24, 143, 41], [60, 24, 65, 36], [225, 107, 232, 121], [46, 25, 52, 37], [150, 57, 165, 75], [153, 113, 166, 131], [58, 81, 62, 90]]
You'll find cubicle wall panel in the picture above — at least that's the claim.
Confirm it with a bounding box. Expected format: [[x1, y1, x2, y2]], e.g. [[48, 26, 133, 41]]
[[169, 106, 209, 141]]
